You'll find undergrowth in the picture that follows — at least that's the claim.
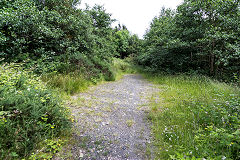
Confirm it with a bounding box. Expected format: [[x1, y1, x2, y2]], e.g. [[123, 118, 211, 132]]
[[41, 72, 92, 96], [0, 59, 136, 159], [0, 64, 71, 159], [112, 58, 138, 80], [41, 58, 137, 96], [144, 74, 240, 159]]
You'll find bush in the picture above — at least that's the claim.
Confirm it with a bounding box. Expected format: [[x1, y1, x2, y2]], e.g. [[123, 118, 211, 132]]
[[139, 1, 240, 81], [0, 0, 116, 78], [0, 64, 71, 159], [107, 58, 138, 80]]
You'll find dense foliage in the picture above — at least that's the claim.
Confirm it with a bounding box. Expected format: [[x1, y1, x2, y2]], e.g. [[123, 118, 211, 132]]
[[0, 0, 116, 78], [139, 0, 240, 81], [0, 0, 141, 158], [140, 0, 240, 159], [1, 0, 239, 159], [0, 64, 70, 159], [113, 24, 143, 59]]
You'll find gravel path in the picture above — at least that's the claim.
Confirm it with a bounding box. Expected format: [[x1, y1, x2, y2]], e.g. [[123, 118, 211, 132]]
[[68, 74, 159, 160]]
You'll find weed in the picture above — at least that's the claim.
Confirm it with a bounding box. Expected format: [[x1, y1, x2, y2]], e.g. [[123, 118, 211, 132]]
[[126, 119, 135, 127]]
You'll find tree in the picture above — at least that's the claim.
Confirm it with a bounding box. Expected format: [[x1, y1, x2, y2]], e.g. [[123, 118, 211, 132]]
[[114, 29, 130, 58], [139, 0, 240, 80], [0, 0, 117, 77], [176, 0, 240, 76]]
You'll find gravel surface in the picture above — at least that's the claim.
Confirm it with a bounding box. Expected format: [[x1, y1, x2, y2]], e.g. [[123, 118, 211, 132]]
[[68, 74, 159, 160]]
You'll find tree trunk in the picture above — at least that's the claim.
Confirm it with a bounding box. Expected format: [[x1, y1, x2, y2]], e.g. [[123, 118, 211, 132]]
[[210, 54, 214, 76]]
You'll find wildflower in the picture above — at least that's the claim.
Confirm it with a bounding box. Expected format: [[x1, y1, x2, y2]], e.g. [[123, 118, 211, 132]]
[[40, 97, 46, 102], [229, 142, 234, 146]]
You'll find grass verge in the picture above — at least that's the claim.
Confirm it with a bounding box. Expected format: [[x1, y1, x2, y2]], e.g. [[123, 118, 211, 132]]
[[144, 73, 240, 159], [41, 72, 92, 96], [36, 58, 137, 158], [41, 58, 138, 96]]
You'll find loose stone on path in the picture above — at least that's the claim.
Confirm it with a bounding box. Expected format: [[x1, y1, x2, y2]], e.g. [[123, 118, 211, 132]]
[[69, 74, 159, 160]]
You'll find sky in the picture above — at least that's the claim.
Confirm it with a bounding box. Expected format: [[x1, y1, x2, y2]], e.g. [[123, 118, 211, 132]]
[[79, 0, 184, 38]]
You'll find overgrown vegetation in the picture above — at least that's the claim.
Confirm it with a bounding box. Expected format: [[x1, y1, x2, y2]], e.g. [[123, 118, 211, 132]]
[[0, 0, 141, 78], [41, 72, 92, 95], [112, 58, 138, 80], [145, 74, 240, 159], [138, 0, 240, 81], [41, 58, 137, 95], [139, 1, 240, 159], [0, 0, 116, 78], [0, 64, 71, 159], [1, 0, 239, 159]]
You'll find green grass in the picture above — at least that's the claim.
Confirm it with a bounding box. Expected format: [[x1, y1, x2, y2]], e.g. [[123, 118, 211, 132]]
[[41, 58, 137, 96], [112, 58, 139, 80], [144, 74, 240, 159], [41, 72, 93, 96]]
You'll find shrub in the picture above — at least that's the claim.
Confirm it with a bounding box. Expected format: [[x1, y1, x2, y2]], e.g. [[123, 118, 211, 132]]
[[113, 58, 137, 73], [139, 1, 240, 81], [0, 64, 71, 159], [0, 0, 117, 78]]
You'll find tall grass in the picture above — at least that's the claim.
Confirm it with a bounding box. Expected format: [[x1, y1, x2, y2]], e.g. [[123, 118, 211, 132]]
[[41, 59, 137, 96], [41, 72, 92, 96], [144, 74, 240, 159]]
